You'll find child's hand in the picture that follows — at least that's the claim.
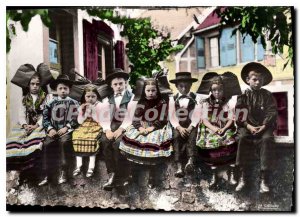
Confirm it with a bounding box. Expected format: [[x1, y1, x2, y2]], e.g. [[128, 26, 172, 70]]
[[113, 128, 124, 139], [57, 127, 68, 136], [24, 125, 33, 134], [138, 127, 146, 135], [176, 126, 189, 138], [210, 126, 219, 134], [145, 127, 155, 134], [255, 125, 266, 135], [48, 129, 57, 138], [217, 128, 226, 135], [106, 130, 114, 140], [186, 125, 194, 134], [247, 124, 258, 135]]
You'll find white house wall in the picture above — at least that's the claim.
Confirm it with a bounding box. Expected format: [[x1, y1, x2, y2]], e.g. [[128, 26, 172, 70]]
[[7, 15, 44, 130]]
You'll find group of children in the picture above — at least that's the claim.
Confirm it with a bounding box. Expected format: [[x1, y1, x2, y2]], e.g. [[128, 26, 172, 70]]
[[7, 62, 277, 194]]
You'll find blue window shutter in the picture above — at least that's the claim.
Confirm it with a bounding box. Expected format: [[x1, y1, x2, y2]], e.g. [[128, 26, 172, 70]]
[[196, 36, 205, 68], [240, 34, 255, 62], [220, 28, 237, 66], [257, 37, 265, 61]]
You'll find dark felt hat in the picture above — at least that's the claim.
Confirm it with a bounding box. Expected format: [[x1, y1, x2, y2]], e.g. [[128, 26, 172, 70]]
[[105, 68, 129, 84], [169, 72, 198, 84], [241, 62, 273, 86], [11, 64, 36, 88], [197, 71, 242, 98], [50, 74, 73, 90]]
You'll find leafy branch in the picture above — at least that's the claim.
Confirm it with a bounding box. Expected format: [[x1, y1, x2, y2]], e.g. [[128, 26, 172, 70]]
[[215, 6, 293, 68]]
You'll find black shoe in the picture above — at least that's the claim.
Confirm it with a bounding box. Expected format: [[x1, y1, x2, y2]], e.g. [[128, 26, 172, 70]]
[[259, 171, 270, 193], [38, 176, 48, 186], [235, 172, 245, 192], [259, 179, 270, 193], [228, 166, 237, 185], [185, 157, 195, 174], [175, 163, 184, 178], [209, 170, 218, 189], [147, 177, 157, 189], [58, 171, 67, 184], [103, 173, 115, 191]]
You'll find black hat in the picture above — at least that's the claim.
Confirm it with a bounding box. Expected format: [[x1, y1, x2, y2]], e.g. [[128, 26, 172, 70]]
[[50, 74, 73, 90], [169, 72, 198, 84], [105, 68, 129, 84], [197, 71, 242, 98], [241, 62, 273, 86], [11, 64, 36, 89]]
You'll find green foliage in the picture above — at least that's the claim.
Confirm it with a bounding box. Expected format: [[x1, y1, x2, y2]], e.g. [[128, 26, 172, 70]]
[[86, 8, 183, 87], [215, 6, 293, 68], [6, 9, 51, 53]]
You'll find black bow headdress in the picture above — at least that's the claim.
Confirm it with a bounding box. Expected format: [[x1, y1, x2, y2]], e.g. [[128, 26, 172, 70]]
[[133, 69, 172, 101], [197, 71, 242, 99]]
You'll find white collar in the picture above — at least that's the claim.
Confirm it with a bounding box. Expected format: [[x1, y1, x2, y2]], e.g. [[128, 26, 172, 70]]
[[178, 92, 190, 98], [114, 89, 126, 97], [57, 96, 70, 100]]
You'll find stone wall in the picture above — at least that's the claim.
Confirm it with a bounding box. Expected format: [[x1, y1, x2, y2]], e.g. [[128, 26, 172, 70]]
[[6, 144, 294, 211]]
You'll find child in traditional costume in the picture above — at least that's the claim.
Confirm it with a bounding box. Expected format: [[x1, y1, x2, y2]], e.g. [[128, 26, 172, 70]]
[[196, 72, 241, 189], [168, 72, 201, 178], [72, 84, 106, 178], [7, 63, 52, 184], [38, 74, 79, 186], [119, 75, 173, 188], [235, 62, 277, 193]]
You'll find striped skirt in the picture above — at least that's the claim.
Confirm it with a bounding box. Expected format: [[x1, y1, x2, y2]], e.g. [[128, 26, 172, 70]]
[[119, 122, 173, 165], [6, 125, 45, 171]]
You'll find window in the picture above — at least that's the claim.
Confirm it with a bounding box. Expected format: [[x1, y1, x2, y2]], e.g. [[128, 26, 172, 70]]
[[240, 34, 255, 63], [195, 28, 267, 69], [240, 34, 265, 63], [220, 27, 237, 66], [47, 10, 75, 76], [209, 37, 219, 67], [256, 37, 265, 61], [48, 18, 61, 71], [196, 36, 205, 68], [97, 35, 113, 79]]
